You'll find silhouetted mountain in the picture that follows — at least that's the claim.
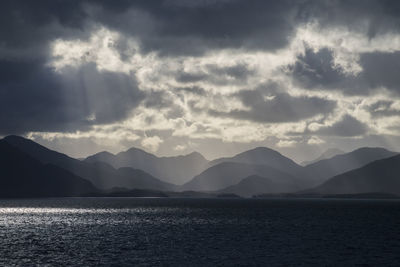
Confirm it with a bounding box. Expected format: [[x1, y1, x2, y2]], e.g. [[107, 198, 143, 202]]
[[209, 147, 302, 176], [3, 136, 175, 191], [85, 148, 209, 185], [306, 155, 400, 195], [219, 175, 301, 197], [0, 140, 96, 197], [301, 148, 345, 166], [182, 162, 297, 191], [302, 147, 398, 186]]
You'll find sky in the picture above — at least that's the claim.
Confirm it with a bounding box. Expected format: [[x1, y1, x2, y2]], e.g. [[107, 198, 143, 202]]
[[2, 0, 400, 162]]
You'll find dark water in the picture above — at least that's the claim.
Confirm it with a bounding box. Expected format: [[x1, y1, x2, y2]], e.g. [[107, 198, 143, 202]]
[[0, 198, 399, 266]]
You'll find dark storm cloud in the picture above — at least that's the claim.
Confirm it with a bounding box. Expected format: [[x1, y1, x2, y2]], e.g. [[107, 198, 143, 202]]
[[313, 115, 368, 137], [290, 48, 400, 95], [0, 0, 144, 135], [289, 47, 353, 90], [91, 0, 400, 56], [0, 0, 90, 59], [3, 0, 400, 58], [287, 114, 369, 137], [0, 61, 144, 135], [364, 100, 400, 117], [88, 0, 300, 56], [143, 90, 185, 119], [176, 72, 208, 83], [144, 91, 175, 109], [209, 84, 336, 123], [359, 51, 400, 93], [307, 0, 400, 38]]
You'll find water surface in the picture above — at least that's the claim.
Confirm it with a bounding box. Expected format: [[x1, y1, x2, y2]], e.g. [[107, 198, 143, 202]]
[[0, 198, 399, 266]]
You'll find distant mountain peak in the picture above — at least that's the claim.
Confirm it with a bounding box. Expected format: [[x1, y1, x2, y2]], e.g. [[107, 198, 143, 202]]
[[208, 146, 301, 177], [241, 146, 281, 154], [93, 151, 115, 157], [184, 151, 206, 159], [120, 146, 157, 158], [84, 146, 209, 185], [125, 146, 152, 154]]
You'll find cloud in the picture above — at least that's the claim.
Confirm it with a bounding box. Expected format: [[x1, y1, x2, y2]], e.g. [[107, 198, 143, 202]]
[[209, 84, 336, 123], [359, 51, 400, 94], [289, 47, 353, 91], [87, 0, 301, 56], [0, 0, 89, 60], [175, 86, 207, 96], [289, 47, 400, 96], [364, 100, 400, 118], [141, 135, 163, 152], [2, 0, 400, 159], [175, 63, 255, 86], [276, 139, 297, 147], [307, 136, 325, 145], [174, 144, 186, 151], [308, 0, 400, 38], [0, 61, 144, 135], [312, 115, 368, 137]]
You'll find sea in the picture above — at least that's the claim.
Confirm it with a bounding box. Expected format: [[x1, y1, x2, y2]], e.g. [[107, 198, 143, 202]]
[[0, 198, 399, 266]]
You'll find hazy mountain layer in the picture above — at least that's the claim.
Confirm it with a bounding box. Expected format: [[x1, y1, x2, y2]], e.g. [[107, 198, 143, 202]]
[[182, 162, 297, 191], [3, 135, 400, 197], [85, 148, 209, 185], [302, 147, 398, 186], [307, 155, 400, 195]]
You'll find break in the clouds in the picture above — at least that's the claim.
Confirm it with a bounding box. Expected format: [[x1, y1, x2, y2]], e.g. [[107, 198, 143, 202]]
[[2, 0, 400, 161]]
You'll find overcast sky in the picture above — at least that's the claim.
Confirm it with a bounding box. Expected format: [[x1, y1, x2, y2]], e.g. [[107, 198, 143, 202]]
[[2, 0, 400, 162]]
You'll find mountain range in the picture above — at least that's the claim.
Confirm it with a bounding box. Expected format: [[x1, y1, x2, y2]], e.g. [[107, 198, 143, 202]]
[[0, 135, 399, 198], [85, 149, 208, 185], [182, 161, 299, 192], [208, 147, 303, 176], [301, 147, 398, 186], [306, 154, 400, 195], [2, 135, 175, 192]]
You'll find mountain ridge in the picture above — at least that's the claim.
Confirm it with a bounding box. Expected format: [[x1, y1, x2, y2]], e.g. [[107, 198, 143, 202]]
[[301, 147, 398, 186], [85, 147, 209, 185], [0, 140, 96, 197], [305, 154, 400, 195], [208, 147, 302, 176], [3, 135, 175, 191], [182, 161, 299, 192]]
